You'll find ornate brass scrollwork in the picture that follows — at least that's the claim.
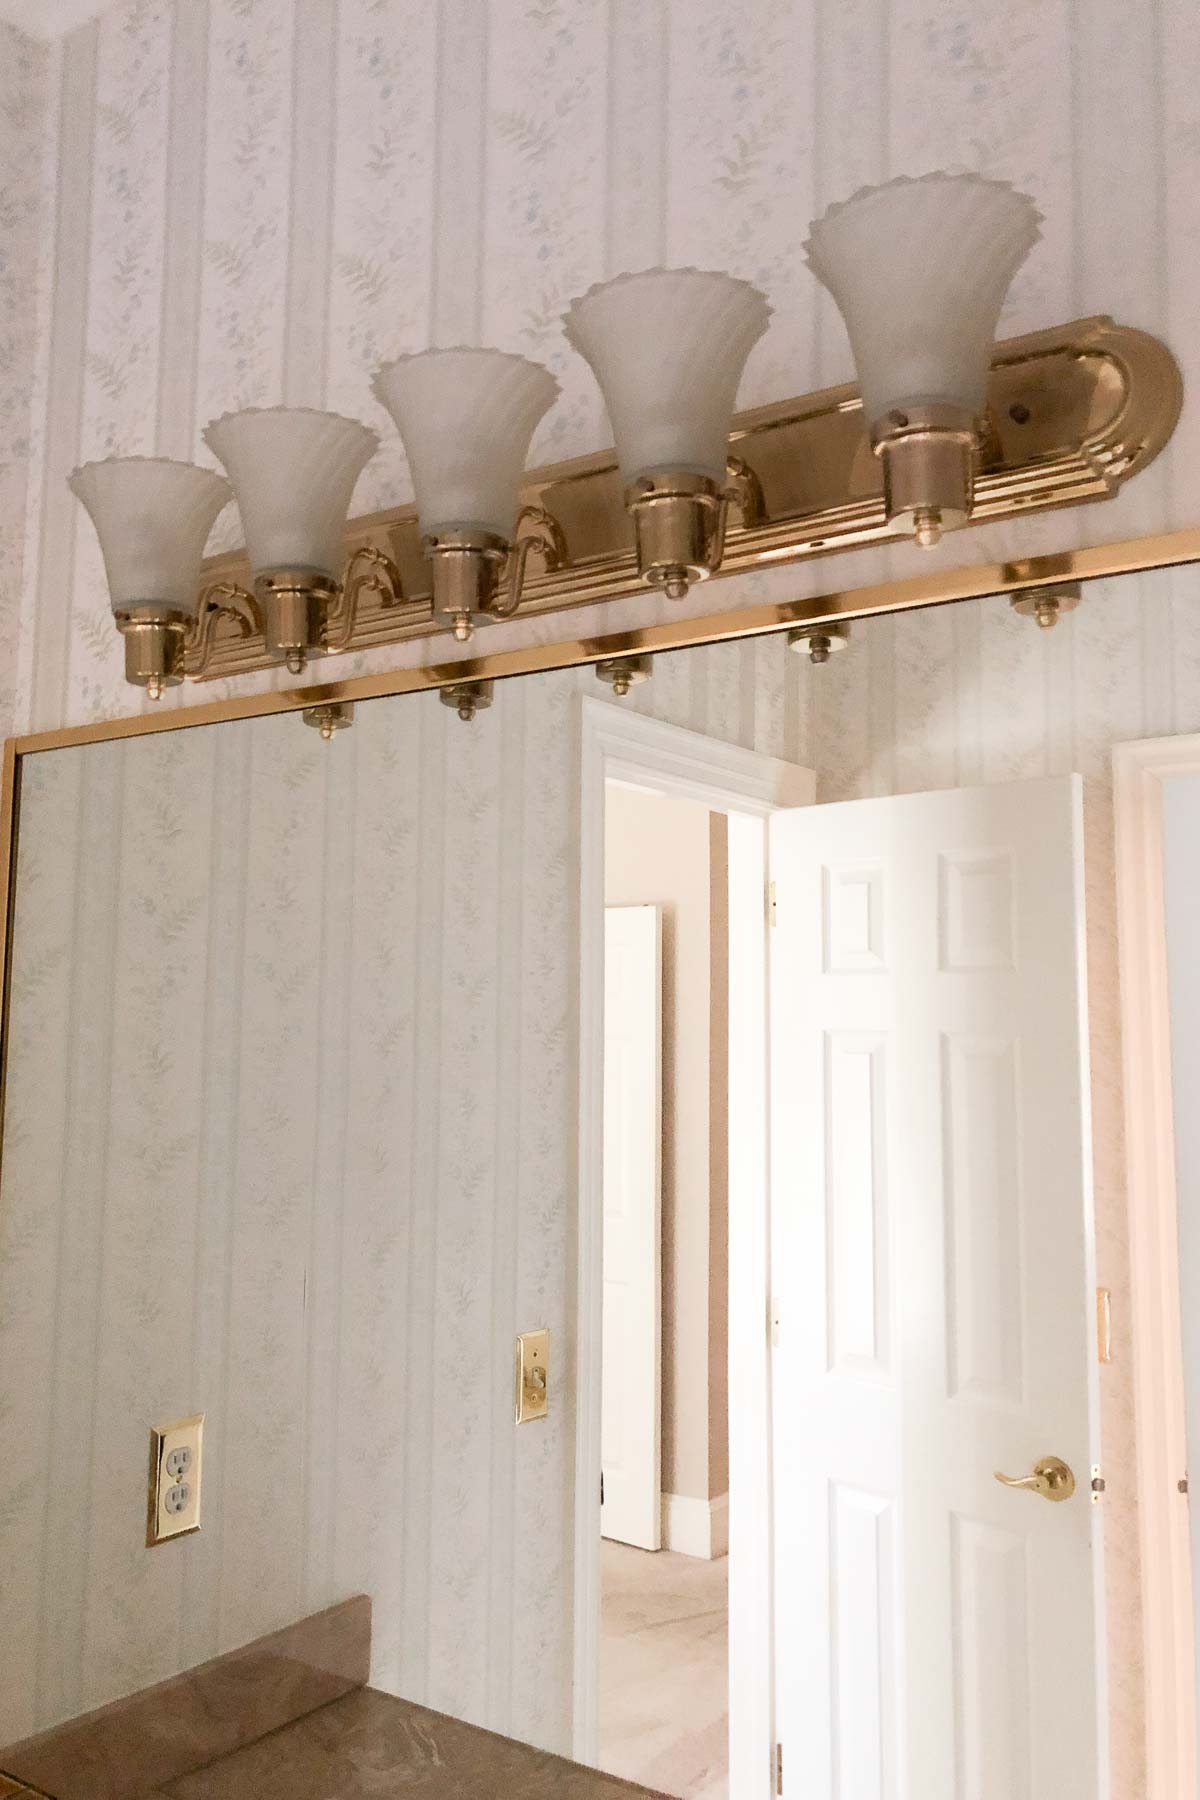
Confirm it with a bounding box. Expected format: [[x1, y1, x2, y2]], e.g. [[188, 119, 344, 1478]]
[[185, 581, 260, 679], [324, 544, 405, 654], [489, 505, 570, 621]]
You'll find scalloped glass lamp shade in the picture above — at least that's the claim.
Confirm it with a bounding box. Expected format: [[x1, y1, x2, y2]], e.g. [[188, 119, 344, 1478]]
[[562, 268, 772, 485], [804, 173, 1042, 426], [371, 348, 559, 540], [202, 407, 379, 577], [68, 457, 232, 616]]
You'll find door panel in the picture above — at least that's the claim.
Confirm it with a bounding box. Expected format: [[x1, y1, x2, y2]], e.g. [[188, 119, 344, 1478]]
[[770, 776, 1102, 1798]]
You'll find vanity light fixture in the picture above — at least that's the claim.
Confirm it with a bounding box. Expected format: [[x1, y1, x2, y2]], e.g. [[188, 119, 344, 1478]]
[[203, 406, 395, 673], [67, 175, 1182, 698], [68, 457, 251, 698], [787, 622, 851, 664], [372, 348, 565, 643], [595, 654, 652, 695], [806, 173, 1042, 547], [563, 268, 771, 599]]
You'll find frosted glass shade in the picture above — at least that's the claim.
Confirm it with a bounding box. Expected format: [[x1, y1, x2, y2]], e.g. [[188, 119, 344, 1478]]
[[805, 173, 1041, 426], [563, 268, 771, 485], [372, 348, 559, 540], [68, 457, 232, 616], [203, 407, 379, 577]]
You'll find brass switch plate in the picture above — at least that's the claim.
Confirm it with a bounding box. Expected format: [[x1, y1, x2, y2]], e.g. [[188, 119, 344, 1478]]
[[516, 1330, 550, 1424], [147, 1413, 204, 1545]]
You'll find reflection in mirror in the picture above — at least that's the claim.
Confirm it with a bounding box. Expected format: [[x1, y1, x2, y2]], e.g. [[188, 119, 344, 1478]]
[[0, 566, 1195, 1797]]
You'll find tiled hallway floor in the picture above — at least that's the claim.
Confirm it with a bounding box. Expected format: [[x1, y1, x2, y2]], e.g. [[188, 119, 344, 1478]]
[[597, 1540, 728, 1799]]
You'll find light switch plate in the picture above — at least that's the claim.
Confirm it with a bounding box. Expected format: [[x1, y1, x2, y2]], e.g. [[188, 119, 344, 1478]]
[[515, 1329, 549, 1423], [147, 1413, 204, 1545]]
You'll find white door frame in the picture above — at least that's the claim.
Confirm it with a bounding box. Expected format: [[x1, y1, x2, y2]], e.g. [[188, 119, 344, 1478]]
[[574, 695, 815, 1788], [1113, 734, 1198, 1799]]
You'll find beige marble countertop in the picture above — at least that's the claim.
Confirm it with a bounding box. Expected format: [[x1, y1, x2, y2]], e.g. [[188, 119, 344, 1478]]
[[150, 1687, 671, 1799]]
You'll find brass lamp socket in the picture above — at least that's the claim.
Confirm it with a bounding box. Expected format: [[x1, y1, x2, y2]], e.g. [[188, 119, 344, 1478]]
[[871, 403, 979, 548], [625, 471, 727, 600], [115, 605, 191, 700], [254, 569, 339, 674], [425, 529, 510, 643]]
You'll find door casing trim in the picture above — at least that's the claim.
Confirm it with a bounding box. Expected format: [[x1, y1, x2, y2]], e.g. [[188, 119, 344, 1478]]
[[1113, 734, 1200, 1800]]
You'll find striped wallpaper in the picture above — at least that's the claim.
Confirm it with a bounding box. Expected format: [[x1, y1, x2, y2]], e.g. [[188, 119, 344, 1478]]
[[0, 2, 1199, 1793]]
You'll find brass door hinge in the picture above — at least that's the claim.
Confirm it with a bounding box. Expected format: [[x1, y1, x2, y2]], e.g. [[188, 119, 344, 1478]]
[[774, 1741, 784, 1794]]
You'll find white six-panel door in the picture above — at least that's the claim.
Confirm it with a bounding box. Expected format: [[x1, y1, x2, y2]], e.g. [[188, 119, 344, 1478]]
[[601, 904, 663, 1550], [769, 777, 1104, 1798]]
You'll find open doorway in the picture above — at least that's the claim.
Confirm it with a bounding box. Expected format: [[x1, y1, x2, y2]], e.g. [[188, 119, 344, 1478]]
[[597, 785, 730, 1796], [574, 697, 815, 1799]]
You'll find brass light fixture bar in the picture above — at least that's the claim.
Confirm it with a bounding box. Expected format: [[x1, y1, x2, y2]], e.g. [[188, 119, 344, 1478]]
[[189, 315, 1179, 681]]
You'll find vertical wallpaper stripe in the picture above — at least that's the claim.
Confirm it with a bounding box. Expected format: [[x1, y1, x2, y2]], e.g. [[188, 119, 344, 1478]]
[[400, 698, 445, 1698], [155, 0, 209, 459], [283, 0, 337, 407], [29, 26, 96, 733], [429, 0, 489, 346]]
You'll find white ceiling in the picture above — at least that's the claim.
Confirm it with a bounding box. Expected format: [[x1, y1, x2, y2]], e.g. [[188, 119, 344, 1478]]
[[0, 0, 116, 39]]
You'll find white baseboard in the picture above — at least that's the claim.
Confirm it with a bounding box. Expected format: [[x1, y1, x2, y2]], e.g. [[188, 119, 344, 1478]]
[[662, 1490, 730, 1560]]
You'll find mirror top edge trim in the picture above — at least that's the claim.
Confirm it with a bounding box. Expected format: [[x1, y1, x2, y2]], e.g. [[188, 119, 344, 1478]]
[[10, 523, 1200, 760]]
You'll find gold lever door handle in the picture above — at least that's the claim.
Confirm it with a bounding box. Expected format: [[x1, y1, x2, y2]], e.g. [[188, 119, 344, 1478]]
[[993, 1456, 1076, 1503]]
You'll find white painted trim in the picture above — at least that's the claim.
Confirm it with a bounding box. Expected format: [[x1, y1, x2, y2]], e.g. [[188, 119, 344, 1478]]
[[725, 808, 775, 1790], [661, 1491, 730, 1560], [573, 695, 815, 1792], [1112, 733, 1199, 1800]]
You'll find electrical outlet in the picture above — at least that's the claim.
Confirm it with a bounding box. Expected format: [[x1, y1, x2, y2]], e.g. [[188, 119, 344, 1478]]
[[148, 1414, 203, 1546]]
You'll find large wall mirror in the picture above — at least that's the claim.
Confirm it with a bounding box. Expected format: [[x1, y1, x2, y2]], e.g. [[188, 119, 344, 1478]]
[[0, 563, 1197, 1798]]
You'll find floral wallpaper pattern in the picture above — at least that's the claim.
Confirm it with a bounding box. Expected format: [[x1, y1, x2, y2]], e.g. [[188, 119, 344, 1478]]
[[1, 0, 1199, 1791]]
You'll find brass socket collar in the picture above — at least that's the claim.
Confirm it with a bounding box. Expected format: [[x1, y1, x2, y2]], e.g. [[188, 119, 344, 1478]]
[[302, 701, 356, 738], [596, 654, 652, 696], [424, 529, 510, 641], [787, 622, 851, 664], [440, 678, 495, 722], [625, 471, 727, 599], [1010, 581, 1083, 629], [253, 568, 339, 673], [114, 604, 192, 698], [870, 402, 980, 546]]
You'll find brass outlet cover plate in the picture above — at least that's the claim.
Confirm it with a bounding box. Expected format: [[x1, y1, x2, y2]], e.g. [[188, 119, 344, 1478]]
[[191, 315, 1180, 681], [516, 1329, 550, 1424], [147, 1413, 204, 1545]]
